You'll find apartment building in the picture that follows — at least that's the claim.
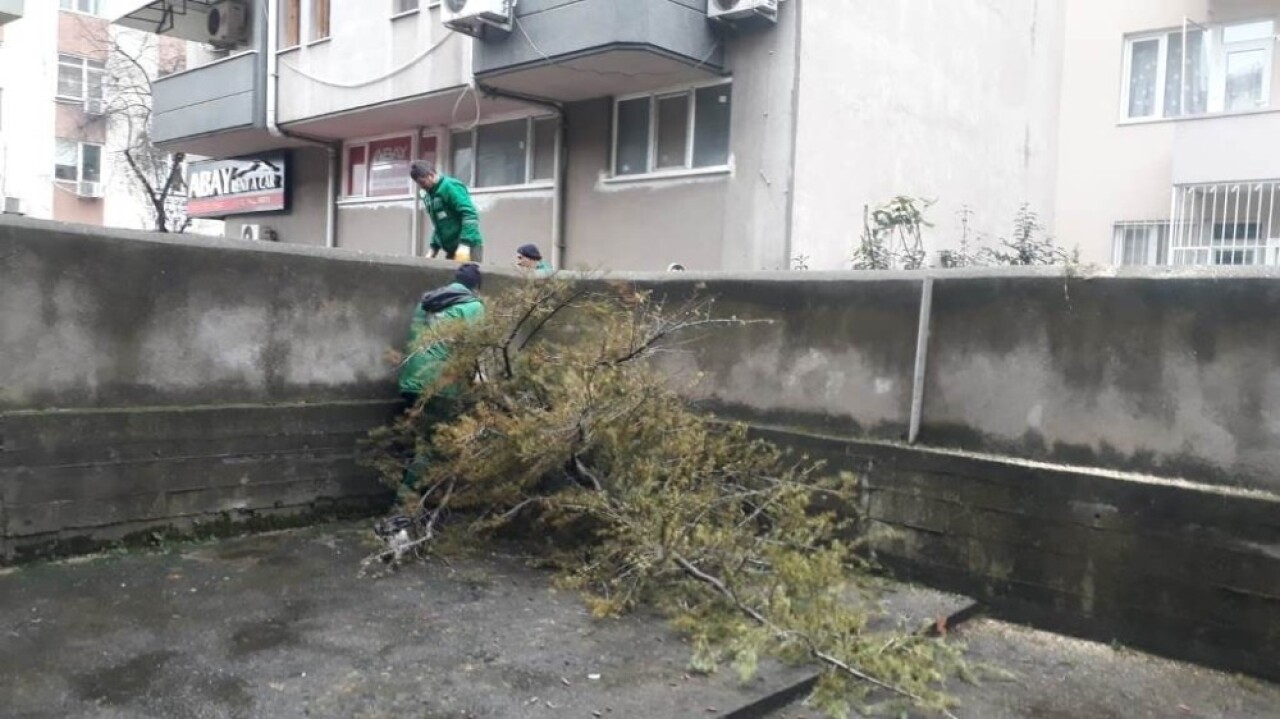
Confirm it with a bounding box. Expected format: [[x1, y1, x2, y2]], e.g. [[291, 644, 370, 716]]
[[1057, 0, 1280, 266], [111, 0, 1063, 271], [0, 0, 200, 227]]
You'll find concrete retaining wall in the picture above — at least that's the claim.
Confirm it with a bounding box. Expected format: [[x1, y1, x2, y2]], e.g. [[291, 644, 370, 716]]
[[3, 217, 1279, 680], [0, 217, 463, 559], [649, 268, 1280, 495]]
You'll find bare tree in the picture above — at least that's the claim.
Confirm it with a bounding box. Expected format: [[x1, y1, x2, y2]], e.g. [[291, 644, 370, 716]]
[[71, 16, 192, 233]]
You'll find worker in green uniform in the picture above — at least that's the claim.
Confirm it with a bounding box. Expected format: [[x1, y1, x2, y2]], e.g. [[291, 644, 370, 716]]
[[516, 244, 552, 273], [410, 161, 485, 263], [397, 263, 486, 489]]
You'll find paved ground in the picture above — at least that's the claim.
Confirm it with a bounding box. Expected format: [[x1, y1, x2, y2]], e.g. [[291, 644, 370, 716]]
[[1, 522, 1277, 719]]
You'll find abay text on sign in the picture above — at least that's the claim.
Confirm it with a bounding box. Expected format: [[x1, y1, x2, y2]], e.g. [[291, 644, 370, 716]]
[[186, 154, 289, 218]]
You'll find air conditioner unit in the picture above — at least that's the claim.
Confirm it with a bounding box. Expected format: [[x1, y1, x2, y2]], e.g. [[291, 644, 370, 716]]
[[442, 0, 511, 37], [77, 181, 102, 199], [241, 224, 277, 242], [84, 99, 106, 116], [208, 0, 250, 48], [708, 0, 779, 23], [2, 196, 22, 215]]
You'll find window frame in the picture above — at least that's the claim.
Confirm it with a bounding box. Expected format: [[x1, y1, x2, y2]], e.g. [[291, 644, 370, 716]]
[[1112, 221, 1170, 265], [59, 0, 102, 16], [279, 0, 302, 51], [56, 54, 106, 104], [341, 131, 417, 201], [1120, 19, 1275, 123], [54, 138, 104, 186], [611, 78, 733, 179], [308, 0, 331, 44], [446, 114, 560, 193]]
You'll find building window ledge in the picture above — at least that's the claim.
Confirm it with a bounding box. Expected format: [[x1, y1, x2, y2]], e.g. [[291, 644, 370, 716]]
[[391, 9, 420, 20], [470, 182, 555, 196], [305, 36, 332, 48], [601, 165, 732, 186], [1119, 107, 1280, 127], [337, 195, 415, 207], [278, 45, 302, 56]]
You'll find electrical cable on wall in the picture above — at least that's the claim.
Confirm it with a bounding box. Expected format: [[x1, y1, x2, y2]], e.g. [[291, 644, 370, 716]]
[[278, 29, 458, 89]]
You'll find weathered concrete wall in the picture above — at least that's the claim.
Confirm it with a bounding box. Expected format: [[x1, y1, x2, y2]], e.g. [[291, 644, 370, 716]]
[[650, 267, 1280, 494], [0, 216, 465, 559], [767, 428, 1280, 683]]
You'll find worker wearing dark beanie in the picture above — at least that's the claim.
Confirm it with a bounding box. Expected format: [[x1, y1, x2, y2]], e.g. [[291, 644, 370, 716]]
[[516, 244, 551, 272], [454, 262, 482, 291]]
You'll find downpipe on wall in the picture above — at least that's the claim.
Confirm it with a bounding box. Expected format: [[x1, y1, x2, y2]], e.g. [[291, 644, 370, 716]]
[[264, 0, 340, 250], [908, 276, 934, 444]]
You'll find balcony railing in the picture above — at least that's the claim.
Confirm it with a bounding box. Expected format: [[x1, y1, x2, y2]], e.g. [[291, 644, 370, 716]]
[[1168, 180, 1280, 266]]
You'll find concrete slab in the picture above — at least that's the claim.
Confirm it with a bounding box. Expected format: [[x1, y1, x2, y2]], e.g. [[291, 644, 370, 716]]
[[0, 521, 814, 719], [4, 521, 1277, 719], [765, 618, 1280, 719]]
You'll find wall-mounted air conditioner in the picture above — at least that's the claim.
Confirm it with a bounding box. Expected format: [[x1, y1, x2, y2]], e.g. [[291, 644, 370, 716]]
[[208, 0, 250, 48], [442, 0, 511, 37], [2, 196, 22, 215], [84, 99, 106, 116], [241, 224, 277, 241], [76, 181, 102, 199], [708, 0, 778, 24]]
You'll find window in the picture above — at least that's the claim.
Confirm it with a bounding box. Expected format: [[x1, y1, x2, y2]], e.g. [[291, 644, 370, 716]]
[[613, 82, 732, 176], [1122, 20, 1273, 120], [343, 135, 414, 198], [280, 0, 301, 48], [449, 116, 557, 189], [310, 0, 331, 41], [57, 54, 105, 103], [394, 0, 420, 14], [1112, 222, 1170, 265], [59, 0, 101, 15], [54, 139, 102, 184]]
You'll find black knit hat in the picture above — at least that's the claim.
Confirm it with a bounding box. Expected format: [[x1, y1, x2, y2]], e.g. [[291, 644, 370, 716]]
[[454, 262, 482, 291], [517, 244, 542, 261]]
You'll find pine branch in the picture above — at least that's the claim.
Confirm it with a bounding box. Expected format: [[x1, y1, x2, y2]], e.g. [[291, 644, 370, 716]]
[[673, 555, 959, 719]]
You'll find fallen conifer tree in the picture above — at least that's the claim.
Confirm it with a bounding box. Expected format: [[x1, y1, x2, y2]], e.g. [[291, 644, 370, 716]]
[[363, 276, 964, 717]]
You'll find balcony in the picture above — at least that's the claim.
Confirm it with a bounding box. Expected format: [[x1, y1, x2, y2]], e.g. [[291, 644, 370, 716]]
[[0, 0, 22, 26], [1172, 111, 1280, 185], [151, 51, 275, 157], [473, 0, 726, 102]]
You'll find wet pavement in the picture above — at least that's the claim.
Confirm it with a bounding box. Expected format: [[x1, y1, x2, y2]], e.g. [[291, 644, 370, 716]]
[[1, 522, 1277, 719]]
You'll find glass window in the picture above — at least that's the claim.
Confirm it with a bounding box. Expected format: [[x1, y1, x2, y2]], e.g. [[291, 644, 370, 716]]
[[1163, 29, 1208, 117], [693, 84, 732, 168], [450, 130, 474, 186], [531, 118, 557, 182], [81, 144, 102, 183], [60, 0, 100, 14], [475, 119, 528, 188], [1223, 20, 1274, 44], [346, 145, 367, 196], [54, 140, 79, 181], [419, 135, 439, 165], [1127, 38, 1160, 118], [394, 0, 420, 13], [57, 55, 84, 99], [1225, 49, 1267, 111], [311, 0, 331, 41], [655, 95, 690, 170], [367, 136, 413, 197], [280, 0, 301, 47], [615, 97, 651, 176]]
